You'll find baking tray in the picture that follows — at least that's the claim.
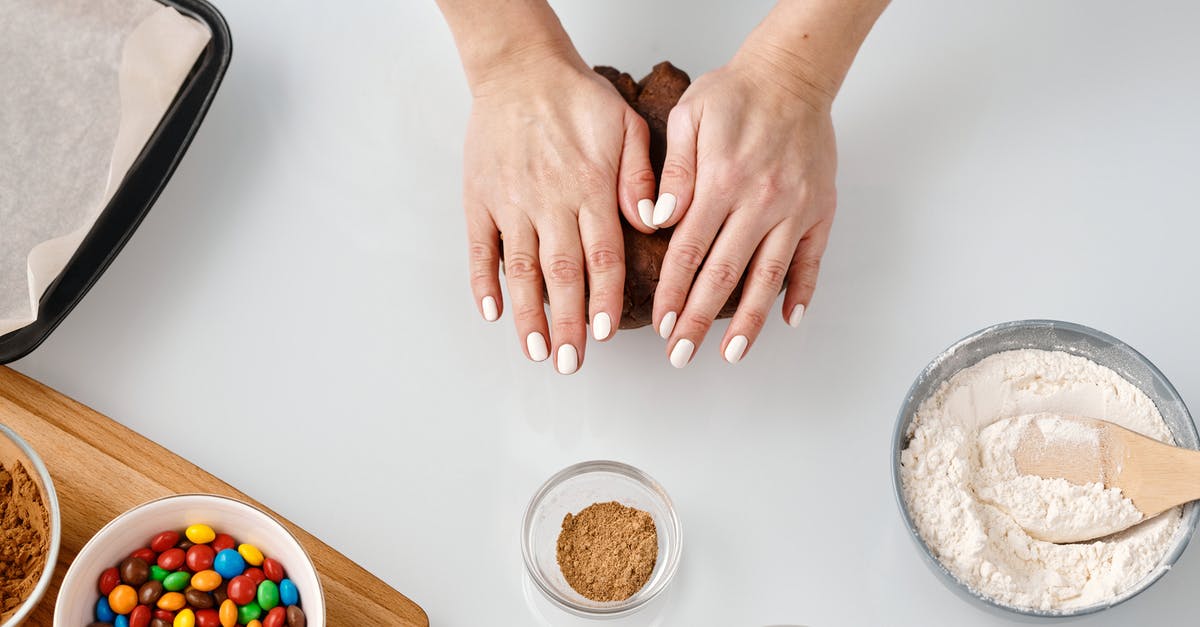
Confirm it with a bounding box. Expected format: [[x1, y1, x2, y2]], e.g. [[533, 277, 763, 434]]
[[0, 0, 232, 364]]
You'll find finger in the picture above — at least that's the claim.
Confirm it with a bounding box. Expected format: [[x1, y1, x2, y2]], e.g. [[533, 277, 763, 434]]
[[666, 217, 767, 368], [651, 190, 726, 342], [720, 224, 799, 364], [501, 219, 551, 363], [466, 208, 502, 322], [652, 104, 700, 228], [579, 199, 624, 343], [617, 111, 658, 233], [783, 224, 831, 328], [538, 216, 588, 375]]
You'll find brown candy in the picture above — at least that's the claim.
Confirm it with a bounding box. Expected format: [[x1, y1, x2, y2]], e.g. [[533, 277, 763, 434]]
[[185, 586, 214, 609], [150, 619, 171, 627], [286, 605, 306, 627], [177, 539, 195, 551], [119, 557, 150, 587], [212, 587, 228, 606], [138, 580, 164, 605]]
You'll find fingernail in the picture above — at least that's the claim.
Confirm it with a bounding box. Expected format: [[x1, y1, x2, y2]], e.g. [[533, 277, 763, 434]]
[[556, 344, 579, 375], [669, 339, 695, 368], [637, 198, 656, 229], [481, 296, 499, 322], [652, 193, 676, 226], [526, 332, 549, 362], [593, 312, 612, 341], [724, 335, 748, 364], [658, 311, 677, 339], [788, 304, 806, 328]]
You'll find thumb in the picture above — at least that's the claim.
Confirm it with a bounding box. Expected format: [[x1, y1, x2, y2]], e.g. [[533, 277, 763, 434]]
[[617, 111, 659, 234], [652, 103, 699, 228]]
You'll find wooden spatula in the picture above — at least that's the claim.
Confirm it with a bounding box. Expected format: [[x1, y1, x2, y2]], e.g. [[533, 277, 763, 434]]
[[1012, 414, 1200, 542]]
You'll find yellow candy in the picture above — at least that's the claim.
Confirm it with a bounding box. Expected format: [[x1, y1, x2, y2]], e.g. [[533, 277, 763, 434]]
[[174, 608, 196, 627], [157, 591, 186, 611], [237, 543, 264, 567], [108, 584, 137, 614], [191, 569, 222, 592], [185, 523, 216, 544], [219, 599, 238, 627]]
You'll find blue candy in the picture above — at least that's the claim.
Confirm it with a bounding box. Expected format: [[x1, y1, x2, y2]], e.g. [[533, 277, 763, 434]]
[[95, 597, 116, 622], [213, 548, 246, 579], [279, 578, 299, 606], [115, 615, 130, 627]]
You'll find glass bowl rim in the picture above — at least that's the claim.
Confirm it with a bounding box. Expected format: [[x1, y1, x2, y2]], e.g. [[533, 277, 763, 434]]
[[0, 422, 62, 627]]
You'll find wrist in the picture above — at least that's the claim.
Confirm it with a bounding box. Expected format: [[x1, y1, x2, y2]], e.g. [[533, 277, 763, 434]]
[[466, 37, 587, 99], [731, 36, 838, 112]]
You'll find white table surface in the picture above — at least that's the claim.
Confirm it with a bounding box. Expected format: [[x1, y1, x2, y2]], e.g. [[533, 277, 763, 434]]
[[14, 1, 1200, 625]]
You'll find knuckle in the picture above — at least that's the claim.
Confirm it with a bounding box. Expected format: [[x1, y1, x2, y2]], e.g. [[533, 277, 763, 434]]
[[545, 257, 583, 286], [790, 256, 823, 293], [574, 168, 611, 195], [504, 251, 540, 281], [738, 308, 768, 331], [660, 160, 693, 183], [624, 167, 657, 190], [682, 311, 713, 332], [702, 260, 743, 292], [709, 165, 744, 192], [668, 240, 708, 273], [552, 313, 586, 332], [513, 302, 546, 322], [752, 259, 789, 288], [586, 245, 623, 273], [469, 242, 497, 264]]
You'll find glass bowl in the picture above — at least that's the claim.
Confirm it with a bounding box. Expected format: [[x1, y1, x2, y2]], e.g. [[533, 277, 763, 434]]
[[0, 423, 61, 627], [891, 320, 1199, 618], [522, 460, 682, 619]]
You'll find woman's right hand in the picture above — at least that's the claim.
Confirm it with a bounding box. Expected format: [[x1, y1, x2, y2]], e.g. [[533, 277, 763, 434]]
[[462, 46, 657, 374]]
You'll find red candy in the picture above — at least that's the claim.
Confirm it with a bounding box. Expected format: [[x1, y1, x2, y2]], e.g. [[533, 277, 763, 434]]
[[150, 531, 181, 553], [130, 604, 152, 627], [195, 608, 220, 627], [211, 533, 236, 554], [261, 558, 284, 583], [227, 575, 256, 605], [262, 607, 286, 627], [244, 567, 266, 586], [186, 545, 215, 572], [157, 548, 186, 571], [130, 548, 157, 564], [154, 609, 176, 622], [98, 567, 120, 595]]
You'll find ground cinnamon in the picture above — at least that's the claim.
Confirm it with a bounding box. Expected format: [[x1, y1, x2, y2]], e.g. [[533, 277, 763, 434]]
[[555, 501, 658, 602], [0, 459, 49, 622]]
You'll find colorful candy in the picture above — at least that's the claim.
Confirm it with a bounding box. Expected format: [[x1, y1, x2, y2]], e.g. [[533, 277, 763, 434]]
[[92, 524, 305, 627]]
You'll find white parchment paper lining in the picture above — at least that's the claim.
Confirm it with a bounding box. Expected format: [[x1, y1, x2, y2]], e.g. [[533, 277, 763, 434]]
[[0, 0, 211, 335]]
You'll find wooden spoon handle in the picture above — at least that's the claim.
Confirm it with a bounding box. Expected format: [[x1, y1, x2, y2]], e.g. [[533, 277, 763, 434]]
[[1122, 436, 1200, 517]]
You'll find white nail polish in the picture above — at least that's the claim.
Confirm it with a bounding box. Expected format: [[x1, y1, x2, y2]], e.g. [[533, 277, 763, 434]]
[[652, 193, 677, 226], [481, 296, 499, 322], [789, 304, 806, 328], [593, 312, 612, 341], [724, 335, 748, 364], [526, 332, 549, 362], [670, 339, 694, 368], [557, 344, 579, 375], [637, 198, 656, 229], [658, 311, 677, 339]]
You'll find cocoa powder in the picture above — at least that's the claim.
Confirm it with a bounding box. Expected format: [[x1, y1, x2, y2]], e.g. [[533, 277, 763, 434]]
[[0, 459, 49, 622], [555, 501, 658, 602]]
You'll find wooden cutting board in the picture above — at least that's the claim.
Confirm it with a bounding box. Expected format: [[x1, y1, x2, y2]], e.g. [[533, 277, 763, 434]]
[[0, 366, 428, 626]]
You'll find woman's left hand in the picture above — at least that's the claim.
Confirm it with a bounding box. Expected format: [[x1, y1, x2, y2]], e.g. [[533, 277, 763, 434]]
[[650, 43, 839, 367]]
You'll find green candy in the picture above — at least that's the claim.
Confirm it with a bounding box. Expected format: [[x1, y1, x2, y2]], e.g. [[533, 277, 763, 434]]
[[150, 565, 169, 582], [162, 570, 190, 592], [238, 601, 262, 624], [256, 580, 280, 611]]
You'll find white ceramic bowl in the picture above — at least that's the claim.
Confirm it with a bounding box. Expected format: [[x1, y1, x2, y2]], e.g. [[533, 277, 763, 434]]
[[0, 423, 60, 627], [53, 494, 325, 626]]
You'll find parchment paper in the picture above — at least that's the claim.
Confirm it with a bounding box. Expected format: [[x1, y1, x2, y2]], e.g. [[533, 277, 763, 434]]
[[0, 0, 211, 336]]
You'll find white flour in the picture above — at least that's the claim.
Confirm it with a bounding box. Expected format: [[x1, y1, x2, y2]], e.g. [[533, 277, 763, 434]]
[[900, 349, 1181, 611]]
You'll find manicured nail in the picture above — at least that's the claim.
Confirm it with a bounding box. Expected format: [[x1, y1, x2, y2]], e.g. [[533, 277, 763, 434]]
[[593, 312, 612, 341], [658, 311, 677, 339], [652, 193, 676, 226], [669, 339, 694, 368], [526, 332, 549, 362], [481, 296, 499, 322], [788, 304, 806, 328], [724, 335, 748, 364], [557, 344, 579, 375], [637, 198, 656, 229]]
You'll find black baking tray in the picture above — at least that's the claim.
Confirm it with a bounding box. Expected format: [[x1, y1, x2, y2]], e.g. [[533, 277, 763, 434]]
[[0, 0, 231, 364]]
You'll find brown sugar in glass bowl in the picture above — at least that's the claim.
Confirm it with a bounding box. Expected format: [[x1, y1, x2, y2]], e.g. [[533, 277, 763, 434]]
[[522, 461, 682, 619], [0, 424, 60, 627]]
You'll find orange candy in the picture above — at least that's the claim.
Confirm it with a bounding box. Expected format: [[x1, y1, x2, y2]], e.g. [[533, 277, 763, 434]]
[[219, 599, 238, 627], [157, 591, 186, 611], [190, 569, 223, 592], [246, 622, 262, 627], [107, 584, 138, 614]]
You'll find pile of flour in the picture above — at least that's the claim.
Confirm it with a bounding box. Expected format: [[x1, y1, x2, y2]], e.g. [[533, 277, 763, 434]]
[[900, 349, 1181, 611]]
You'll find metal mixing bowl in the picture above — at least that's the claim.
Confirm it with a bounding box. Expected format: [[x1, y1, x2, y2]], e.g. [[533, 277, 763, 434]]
[[891, 320, 1199, 618]]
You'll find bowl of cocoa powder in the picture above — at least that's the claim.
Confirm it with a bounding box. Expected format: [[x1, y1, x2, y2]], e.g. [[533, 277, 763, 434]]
[[522, 460, 682, 619], [0, 423, 60, 626]]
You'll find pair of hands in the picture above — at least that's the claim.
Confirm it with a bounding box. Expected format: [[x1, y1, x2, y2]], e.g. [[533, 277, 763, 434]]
[[464, 43, 837, 374]]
